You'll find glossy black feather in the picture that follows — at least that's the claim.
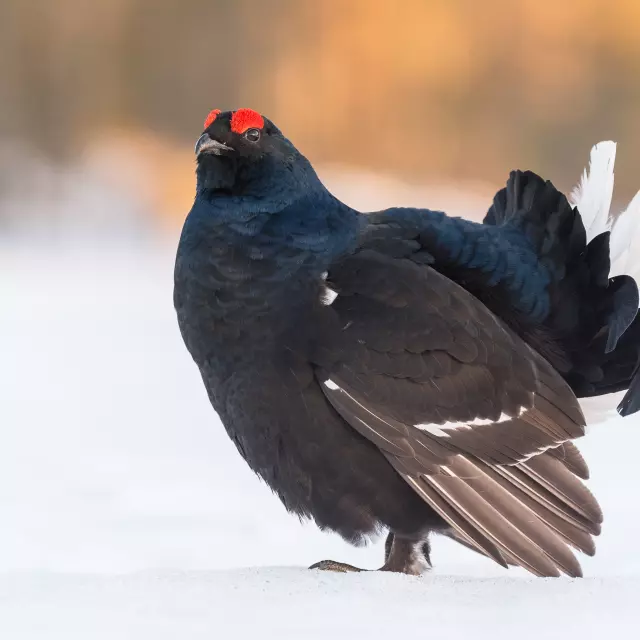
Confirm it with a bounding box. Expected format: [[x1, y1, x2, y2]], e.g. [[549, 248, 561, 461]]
[[363, 172, 639, 401], [175, 111, 636, 577]]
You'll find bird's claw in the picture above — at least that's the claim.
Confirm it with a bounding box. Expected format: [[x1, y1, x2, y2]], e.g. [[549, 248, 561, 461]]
[[309, 559, 364, 573]]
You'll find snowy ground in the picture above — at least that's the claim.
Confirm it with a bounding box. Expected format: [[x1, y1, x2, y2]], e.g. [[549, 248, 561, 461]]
[[2, 240, 640, 638]]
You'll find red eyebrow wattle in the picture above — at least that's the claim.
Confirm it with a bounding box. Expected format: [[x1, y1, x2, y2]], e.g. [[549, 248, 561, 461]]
[[231, 109, 264, 134], [204, 109, 221, 129]]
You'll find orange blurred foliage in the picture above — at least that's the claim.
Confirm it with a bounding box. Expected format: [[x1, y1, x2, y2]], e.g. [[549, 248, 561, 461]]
[[2, 0, 640, 221]]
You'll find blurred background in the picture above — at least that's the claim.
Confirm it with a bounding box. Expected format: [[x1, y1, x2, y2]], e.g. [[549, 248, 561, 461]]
[[1, 0, 640, 576], [2, 0, 640, 237]]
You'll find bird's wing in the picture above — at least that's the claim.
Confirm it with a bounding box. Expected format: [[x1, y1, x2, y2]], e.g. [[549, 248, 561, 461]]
[[316, 249, 601, 577], [360, 202, 551, 323], [362, 173, 640, 409]]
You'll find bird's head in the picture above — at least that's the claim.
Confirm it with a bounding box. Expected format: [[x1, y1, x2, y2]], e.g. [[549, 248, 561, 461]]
[[185, 107, 359, 262], [194, 108, 319, 208]]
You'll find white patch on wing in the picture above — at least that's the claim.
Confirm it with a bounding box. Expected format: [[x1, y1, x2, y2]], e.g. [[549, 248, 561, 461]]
[[323, 380, 561, 477], [417, 424, 452, 438], [322, 379, 405, 445], [321, 286, 338, 306], [415, 408, 526, 438], [518, 442, 564, 463], [353, 416, 399, 449]]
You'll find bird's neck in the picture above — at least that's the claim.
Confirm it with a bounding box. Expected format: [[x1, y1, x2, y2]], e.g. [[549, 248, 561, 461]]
[[174, 191, 360, 354]]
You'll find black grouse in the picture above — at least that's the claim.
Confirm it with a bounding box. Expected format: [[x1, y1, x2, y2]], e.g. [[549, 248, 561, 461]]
[[173, 108, 640, 577]]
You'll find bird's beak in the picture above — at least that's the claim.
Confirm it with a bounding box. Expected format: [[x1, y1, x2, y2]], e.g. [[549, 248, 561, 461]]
[[195, 133, 234, 157]]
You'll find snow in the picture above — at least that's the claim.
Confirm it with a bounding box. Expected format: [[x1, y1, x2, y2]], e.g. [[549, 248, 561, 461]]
[[2, 240, 640, 638], [2, 571, 638, 639]]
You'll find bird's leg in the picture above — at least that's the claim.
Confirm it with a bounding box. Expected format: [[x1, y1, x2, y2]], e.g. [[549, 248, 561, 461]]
[[309, 532, 431, 575], [379, 532, 431, 575]]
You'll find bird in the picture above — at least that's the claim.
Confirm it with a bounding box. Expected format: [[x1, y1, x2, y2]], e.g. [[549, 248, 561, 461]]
[[174, 107, 640, 577]]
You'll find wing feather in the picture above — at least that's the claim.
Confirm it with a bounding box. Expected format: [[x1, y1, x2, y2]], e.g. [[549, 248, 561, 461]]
[[401, 473, 509, 568], [547, 441, 589, 479], [317, 250, 601, 577], [421, 464, 565, 577]]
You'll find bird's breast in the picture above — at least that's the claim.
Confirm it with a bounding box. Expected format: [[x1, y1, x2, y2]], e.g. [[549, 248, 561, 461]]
[[175, 244, 327, 366]]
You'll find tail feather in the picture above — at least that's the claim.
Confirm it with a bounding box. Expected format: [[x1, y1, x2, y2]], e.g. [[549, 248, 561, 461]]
[[486, 167, 640, 406], [570, 141, 616, 240], [610, 189, 640, 279], [604, 275, 639, 353], [570, 141, 640, 414], [618, 363, 640, 416]]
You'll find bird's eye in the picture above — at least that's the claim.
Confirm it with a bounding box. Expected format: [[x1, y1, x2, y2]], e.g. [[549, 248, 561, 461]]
[[244, 128, 261, 143]]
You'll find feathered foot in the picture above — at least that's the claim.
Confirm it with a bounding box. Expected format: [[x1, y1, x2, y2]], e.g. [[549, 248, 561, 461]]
[[309, 533, 431, 576], [381, 533, 431, 575]]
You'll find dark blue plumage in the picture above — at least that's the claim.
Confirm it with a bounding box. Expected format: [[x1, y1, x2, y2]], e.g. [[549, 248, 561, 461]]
[[174, 108, 638, 578], [362, 206, 552, 320]]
